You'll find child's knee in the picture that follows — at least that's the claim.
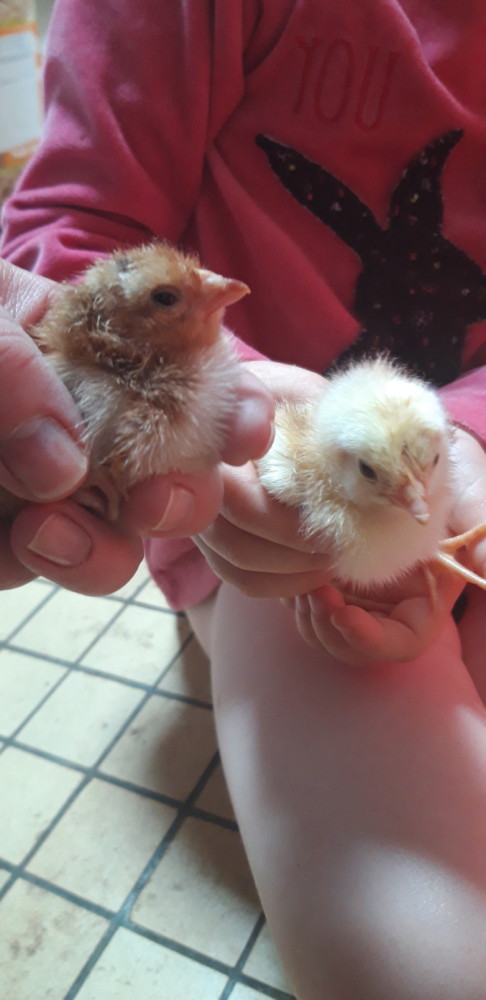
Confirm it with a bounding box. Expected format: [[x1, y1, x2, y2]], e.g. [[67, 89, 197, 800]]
[[319, 847, 486, 1000]]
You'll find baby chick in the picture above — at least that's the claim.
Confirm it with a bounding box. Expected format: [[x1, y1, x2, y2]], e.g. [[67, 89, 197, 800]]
[[0, 242, 249, 519], [257, 357, 486, 599]]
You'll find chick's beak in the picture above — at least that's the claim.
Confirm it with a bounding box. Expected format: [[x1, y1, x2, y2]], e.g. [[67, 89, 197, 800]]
[[197, 270, 250, 316], [391, 473, 430, 524]]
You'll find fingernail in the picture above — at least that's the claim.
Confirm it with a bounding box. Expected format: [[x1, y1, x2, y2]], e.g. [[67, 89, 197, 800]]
[[153, 485, 195, 531], [27, 513, 92, 566], [295, 594, 309, 615], [1, 417, 88, 500], [263, 419, 275, 453], [308, 593, 323, 613]]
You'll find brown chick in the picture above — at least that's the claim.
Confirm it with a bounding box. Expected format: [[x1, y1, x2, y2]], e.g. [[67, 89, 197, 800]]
[[257, 357, 486, 604], [0, 242, 249, 520]]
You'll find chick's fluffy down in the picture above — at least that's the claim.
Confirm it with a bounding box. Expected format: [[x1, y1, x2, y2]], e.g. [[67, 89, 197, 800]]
[[258, 359, 454, 590]]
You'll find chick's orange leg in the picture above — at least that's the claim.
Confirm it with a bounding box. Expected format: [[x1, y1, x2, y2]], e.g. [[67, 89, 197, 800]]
[[433, 522, 486, 591]]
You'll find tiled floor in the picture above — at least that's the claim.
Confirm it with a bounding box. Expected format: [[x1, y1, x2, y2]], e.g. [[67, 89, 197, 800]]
[[0, 565, 294, 1000]]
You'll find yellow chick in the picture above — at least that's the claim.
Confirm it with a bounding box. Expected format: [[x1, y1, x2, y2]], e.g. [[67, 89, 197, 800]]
[[0, 241, 249, 519], [257, 357, 486, 598]]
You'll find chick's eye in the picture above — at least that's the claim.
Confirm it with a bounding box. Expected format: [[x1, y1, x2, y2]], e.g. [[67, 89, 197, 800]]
[[151, 288, 180, 308], [433, 453, 440, 466], [359, 460, 378, 481]]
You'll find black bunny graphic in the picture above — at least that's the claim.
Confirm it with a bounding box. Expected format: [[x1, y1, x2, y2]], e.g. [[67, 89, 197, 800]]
[[256, 130, 486, 385]]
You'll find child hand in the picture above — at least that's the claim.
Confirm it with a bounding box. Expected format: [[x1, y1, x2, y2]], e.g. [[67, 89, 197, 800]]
[[292, 426, 486, 667], [195, 360, 336, 598], [290, 572, 462, 667]]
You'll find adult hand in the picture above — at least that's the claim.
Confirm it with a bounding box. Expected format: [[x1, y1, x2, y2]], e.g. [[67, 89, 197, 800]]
[[0, 260, 273, 593]]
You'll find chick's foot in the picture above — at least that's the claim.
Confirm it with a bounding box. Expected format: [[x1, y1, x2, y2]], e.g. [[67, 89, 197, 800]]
[[434, 523, 486, 590]]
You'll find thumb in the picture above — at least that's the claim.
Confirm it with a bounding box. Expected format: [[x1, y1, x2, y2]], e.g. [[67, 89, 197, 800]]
[[0, 262, 88, 502]]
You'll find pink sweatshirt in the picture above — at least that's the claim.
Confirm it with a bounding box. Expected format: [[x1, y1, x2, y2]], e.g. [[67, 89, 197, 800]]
[[2, 0, 486, 607]]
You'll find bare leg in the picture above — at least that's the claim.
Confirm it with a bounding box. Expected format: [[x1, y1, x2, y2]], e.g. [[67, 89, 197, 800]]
[[188, 586, 486, 1000]]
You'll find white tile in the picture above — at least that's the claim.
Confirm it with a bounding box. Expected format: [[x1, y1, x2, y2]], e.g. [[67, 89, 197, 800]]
[[133, 817, 260, 964], [0, 649, 65, 736], [111, 561, 150, 599], [0, 581, 53, 641], [18, 671, 144, 766], [159, 635, 212, 704], [196, 764, 235, 822], [0, 747, 82, 864], [134, 576, 172, 609], [101, 695, 217, 798], [81, 605, 189, 684], [76, 927, 226, 1000], [28, 778, 176, 911], [13, 590, 119, 661], [0, 878, 107, 1000], [231, 986, 270, 1000], [244, 922, 292, 992]]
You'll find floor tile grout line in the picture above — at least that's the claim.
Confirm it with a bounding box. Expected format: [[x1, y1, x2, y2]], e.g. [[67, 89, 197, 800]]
[[101, 573, 187, 616], [125, 922, 295, 1000], [1, 737, 231, 819], [0, 599, 131, 746], [0, 585, 258, 995], [66, 601, 131, 665], [117, 750, 222, 917], [219, 912, 267, 1000], [156, 628, 194, 684], [63, 922, 236, 1000], [0, 664, 70, 749], [0, 745, 285, 997], [0, 769, 93, 904], [0, 658, 160, 899], [2, 627, 209, 763], [20, 869, 115, 921], [0, 731, 238, 842], [130, 599, 187, 616], [2, 864, 288, 1000], [127, 921, 237, 975], [1, 584, 58, 644], [0, 639, 213, 709], [190, 806, 238, 832], [61, 751, 223, 1000], [1, 641, 94, 671], [238, 974, 296, 1000], [0, 657, 218, 903]]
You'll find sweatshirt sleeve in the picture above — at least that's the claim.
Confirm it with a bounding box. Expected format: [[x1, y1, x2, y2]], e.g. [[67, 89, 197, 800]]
[[439, 365, 486, 446], [0, 0, 250, 278]]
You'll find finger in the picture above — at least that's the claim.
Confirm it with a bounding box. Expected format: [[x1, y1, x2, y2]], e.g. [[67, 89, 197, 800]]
[[194, 536, 331, 598], [294, 594, 321, 648], [329, 592, 447, 663], [122, 468, 224, 538], [304, 590, 377, 666], [0, 306, 88, 502], [10, 501, 144, 595], [220, 368, 275, 466], [200, 515, 332, 574], [0, 259, 57, 327], [220, 462, 328, 553], [448, 429, 486, 570], [0, 521, 35, 589]]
